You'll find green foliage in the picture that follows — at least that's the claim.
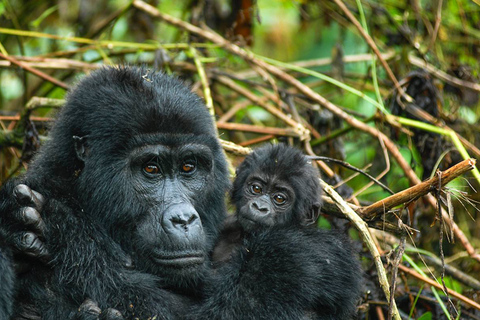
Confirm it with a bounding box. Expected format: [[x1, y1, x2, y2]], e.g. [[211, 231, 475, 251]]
[[0, 70, 23, 102], [1, 1, 479, 318], [418, 312, 433, 320]]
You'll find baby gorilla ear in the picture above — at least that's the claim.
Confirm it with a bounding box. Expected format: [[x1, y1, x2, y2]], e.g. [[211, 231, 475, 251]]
[[301, 201, 322, 226]]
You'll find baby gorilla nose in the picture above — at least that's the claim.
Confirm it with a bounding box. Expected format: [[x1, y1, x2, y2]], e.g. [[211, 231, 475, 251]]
[[251, 198, 271, 215], [163, 203, 203, 236]]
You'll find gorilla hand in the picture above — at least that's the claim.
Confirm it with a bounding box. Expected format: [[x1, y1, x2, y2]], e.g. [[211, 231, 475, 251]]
[[11, 184, 50, 272], [75, 299, 124, 320]]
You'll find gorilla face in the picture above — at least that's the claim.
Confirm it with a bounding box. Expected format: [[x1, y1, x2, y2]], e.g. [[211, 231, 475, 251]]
[[232, 144, 322, 231], [236, 172, 296, 231], [45, 66, 230, 289], [128, 142, 215, 282]]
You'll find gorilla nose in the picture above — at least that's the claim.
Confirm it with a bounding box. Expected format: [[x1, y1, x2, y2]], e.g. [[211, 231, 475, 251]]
[[251, 201, 270, 215], [163, 203, 202, 234]]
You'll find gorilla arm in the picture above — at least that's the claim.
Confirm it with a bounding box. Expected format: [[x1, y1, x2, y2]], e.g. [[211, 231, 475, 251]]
[[194, 227, 362, 320], [0, 181, 190, 320]]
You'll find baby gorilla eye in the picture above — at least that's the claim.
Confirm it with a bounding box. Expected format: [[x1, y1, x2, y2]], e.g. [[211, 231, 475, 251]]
[[273, 194, 287, 205], [144, 164, 160, 175], [181, 159, 196, 174], [250, 184, 262, 194]]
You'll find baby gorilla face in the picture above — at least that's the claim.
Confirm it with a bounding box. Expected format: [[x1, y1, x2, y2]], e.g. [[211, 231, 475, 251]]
[[232, 144, 323, 231], [232, 144, 321, 231], [237, 173, 296, 231]]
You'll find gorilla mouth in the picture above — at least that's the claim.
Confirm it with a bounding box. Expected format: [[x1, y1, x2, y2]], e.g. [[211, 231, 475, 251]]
[[152, 252, 205, 267], [239, 216, 258, 229]]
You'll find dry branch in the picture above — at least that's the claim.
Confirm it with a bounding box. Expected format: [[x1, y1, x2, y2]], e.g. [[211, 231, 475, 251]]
[[216, 122, 300, 137], [359, 158, 477, 220], [409, 55, 480, 92], [372, 230, 480, 291], [398, 264, 480, 311], [0, 56, 100, 70], [0, 53, 69, 89], [219, 140, 251, 156]]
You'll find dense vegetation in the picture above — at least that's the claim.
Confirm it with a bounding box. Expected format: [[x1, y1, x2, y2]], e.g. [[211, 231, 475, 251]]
[[0, 1, 479, 319]]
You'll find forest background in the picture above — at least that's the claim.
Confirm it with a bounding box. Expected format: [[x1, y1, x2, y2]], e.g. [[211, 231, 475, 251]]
[[0, 0, 480, 319]]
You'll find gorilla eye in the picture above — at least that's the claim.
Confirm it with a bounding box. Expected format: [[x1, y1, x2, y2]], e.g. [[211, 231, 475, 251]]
[[251, 184, 262, 194], [273, 194, 287, 205], [181, 160, 196, 174], [143, 164, 160, 175]]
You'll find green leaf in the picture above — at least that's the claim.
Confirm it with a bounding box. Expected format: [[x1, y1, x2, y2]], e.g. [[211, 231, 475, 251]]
[[418, 312, 433, 320]]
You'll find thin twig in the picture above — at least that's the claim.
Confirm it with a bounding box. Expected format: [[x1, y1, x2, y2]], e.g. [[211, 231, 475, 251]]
[[409, 55, 480, 93], [350, 136, 391, 199], [0, 53, 68, 89], [216, 122, 300, 137], [373, 230, 480, 290], [0, 56, 100, 70], [436, 172, 458, 318], [398, 264, 480, 311], [427, 0, 444, 52], [220, 139, 251, 156], [307, 156, 393, 194], [330, 0, 406, 99], [388, 235, 405, 320]]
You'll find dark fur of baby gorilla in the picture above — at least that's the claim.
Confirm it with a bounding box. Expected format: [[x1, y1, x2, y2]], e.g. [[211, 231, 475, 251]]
[[207, 144, 362, 319], [212, 144, 323, 264], [0, 66, 230, 319]]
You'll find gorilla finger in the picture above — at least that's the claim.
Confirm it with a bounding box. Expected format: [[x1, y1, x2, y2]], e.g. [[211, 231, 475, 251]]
[[15, 232, 51, 262], [13, 184, 45, 209], [100, 308, 124, 320], [20, 207, 46, 234], [75, 299, 101, 320]]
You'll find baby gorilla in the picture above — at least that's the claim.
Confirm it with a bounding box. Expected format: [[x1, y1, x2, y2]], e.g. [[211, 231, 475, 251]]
[[205, 144, 362, 319], [233, 143, 323, 230], [212, 143, 322, 264]]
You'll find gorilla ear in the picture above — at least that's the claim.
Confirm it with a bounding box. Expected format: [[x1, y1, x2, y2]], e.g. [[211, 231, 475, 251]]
[[303, 202, 322, 226], [73, 136, 89, 162]]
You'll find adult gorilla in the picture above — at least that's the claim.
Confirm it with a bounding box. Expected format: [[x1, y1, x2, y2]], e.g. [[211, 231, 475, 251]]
[[0, 66, 229, 319], [0, 66, 361, 319]]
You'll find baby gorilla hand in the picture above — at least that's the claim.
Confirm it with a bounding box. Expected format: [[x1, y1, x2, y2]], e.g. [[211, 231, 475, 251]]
[[11, 184, 50, 272], [75, 299, 124, 320]]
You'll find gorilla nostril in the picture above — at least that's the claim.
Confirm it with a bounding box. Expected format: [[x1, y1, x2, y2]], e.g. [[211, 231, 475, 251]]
[[171, 218, 184, 226], [187, 215, 197, 225], [253, 202, 269, 214], [170, 213, 199, 231]]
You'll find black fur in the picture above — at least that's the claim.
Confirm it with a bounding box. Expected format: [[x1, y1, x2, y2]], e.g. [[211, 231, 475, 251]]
[[0, 230, 14, 320], [198, 227, 361, 319], [0, 66, 229, 319], [208, 144, 362, 319]]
